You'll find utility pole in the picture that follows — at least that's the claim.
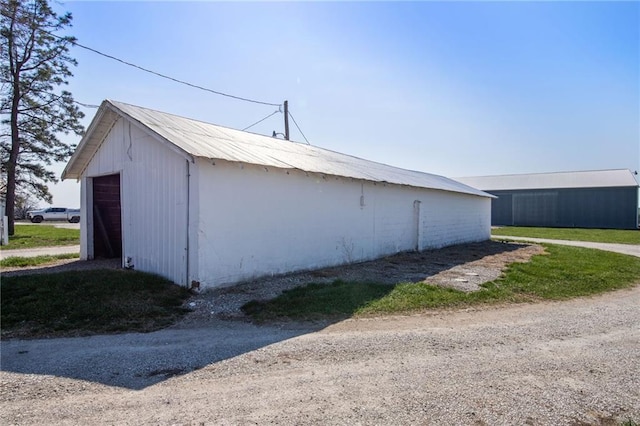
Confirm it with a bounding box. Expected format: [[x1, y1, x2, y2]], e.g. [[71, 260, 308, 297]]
[[284, 100, 290, 140]]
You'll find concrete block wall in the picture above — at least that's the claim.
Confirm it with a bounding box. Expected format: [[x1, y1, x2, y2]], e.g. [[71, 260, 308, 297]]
[[194, 159, 491, 288], [421, 190, 492, 249]]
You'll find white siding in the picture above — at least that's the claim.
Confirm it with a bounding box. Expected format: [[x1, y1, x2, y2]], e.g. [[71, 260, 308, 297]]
[[193, 160, 490, 288], [79, 176, 90, 259], [82, 118, 190, 285], [77, 115, 490, 289]]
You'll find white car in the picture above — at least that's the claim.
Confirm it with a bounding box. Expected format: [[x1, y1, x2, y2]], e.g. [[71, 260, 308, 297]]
[[27, 207, 81, 223]]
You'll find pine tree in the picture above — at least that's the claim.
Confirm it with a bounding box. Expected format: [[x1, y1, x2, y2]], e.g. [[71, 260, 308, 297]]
[[1, 0, 84, 235]]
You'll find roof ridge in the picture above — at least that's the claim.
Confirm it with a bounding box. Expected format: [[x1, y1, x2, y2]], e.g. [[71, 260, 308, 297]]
[[106, 99, 296, 143], [458, 168, 633, 180], [107, 100, 458, 182]]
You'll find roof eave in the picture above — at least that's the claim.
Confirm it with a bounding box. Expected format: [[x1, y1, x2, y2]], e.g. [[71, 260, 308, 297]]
[[62, 100, 195, 181], [62, 101, 119, 180]]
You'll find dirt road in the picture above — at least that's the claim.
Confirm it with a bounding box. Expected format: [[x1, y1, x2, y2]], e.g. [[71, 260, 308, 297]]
[[2, 285, 639, 425]]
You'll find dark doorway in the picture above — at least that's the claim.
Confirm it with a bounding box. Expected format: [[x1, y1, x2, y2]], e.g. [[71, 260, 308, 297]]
[[92, 174, 122, 259]]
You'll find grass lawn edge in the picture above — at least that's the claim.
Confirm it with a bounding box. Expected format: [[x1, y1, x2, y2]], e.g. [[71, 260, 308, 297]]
[[242, 243, 640, 322]]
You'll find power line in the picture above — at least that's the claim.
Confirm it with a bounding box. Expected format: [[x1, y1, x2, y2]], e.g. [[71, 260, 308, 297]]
[[74, 100, 99, 108], [242, 109, 280, 131], [39, 30, 311, 141], [288, 110, 310, 145], [44, 30, 281, 107]]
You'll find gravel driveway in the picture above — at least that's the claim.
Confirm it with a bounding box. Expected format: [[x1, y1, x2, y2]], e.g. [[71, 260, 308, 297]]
[[2, 284, 639, 425], [493, 236, 640, 258], [0, 245, 80, 261]]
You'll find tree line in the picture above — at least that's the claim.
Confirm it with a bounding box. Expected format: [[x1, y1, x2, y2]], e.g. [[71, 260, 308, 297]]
[[1, 0, 84, 235]]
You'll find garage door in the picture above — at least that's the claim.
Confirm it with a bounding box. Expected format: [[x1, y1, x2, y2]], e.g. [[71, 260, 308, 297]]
[[513, 192, 558, 227], [92, 174, 122, 258]]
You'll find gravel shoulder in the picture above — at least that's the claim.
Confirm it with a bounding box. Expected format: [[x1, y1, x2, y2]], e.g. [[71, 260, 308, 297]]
[[1, 286, 638, 425], [2, 240, 639, 425]]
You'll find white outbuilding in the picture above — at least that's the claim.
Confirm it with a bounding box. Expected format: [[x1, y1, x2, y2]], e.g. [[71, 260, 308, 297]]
[[63, 100, 493, 289]]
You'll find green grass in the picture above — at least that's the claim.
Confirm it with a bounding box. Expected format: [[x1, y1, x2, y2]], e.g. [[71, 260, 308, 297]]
[[242, 244, 640, 321], [491, 226, 640, 245], [242, 280, 394, 321], [1, 269, 191, 338], [0, 224, 80, 250], [1, 253, 80, 268]]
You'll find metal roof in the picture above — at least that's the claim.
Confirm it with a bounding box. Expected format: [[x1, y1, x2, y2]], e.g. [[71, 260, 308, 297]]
[[63, 100, 492, 198], [456, 169, 639, 191]]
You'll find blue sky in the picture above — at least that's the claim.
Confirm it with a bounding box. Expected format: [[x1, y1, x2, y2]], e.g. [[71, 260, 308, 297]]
[[48, 0, 639, 208]]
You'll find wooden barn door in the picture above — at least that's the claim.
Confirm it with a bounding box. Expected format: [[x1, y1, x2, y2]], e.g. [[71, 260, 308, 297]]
[[92, 174, 122, 258]]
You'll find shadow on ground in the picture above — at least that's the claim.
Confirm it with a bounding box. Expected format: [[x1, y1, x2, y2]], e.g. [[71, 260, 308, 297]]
[[1, 320, 326, 390], [1, 258, 120, 277]]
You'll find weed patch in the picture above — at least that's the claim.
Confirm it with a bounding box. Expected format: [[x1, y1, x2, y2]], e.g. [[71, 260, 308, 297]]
[[1, 269, 191, 338], [1, 253, 80, 268]]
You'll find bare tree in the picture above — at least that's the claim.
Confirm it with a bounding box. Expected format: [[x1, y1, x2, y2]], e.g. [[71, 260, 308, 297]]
[[1, 0, 84, 234], [14, 192, 38, 219]]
